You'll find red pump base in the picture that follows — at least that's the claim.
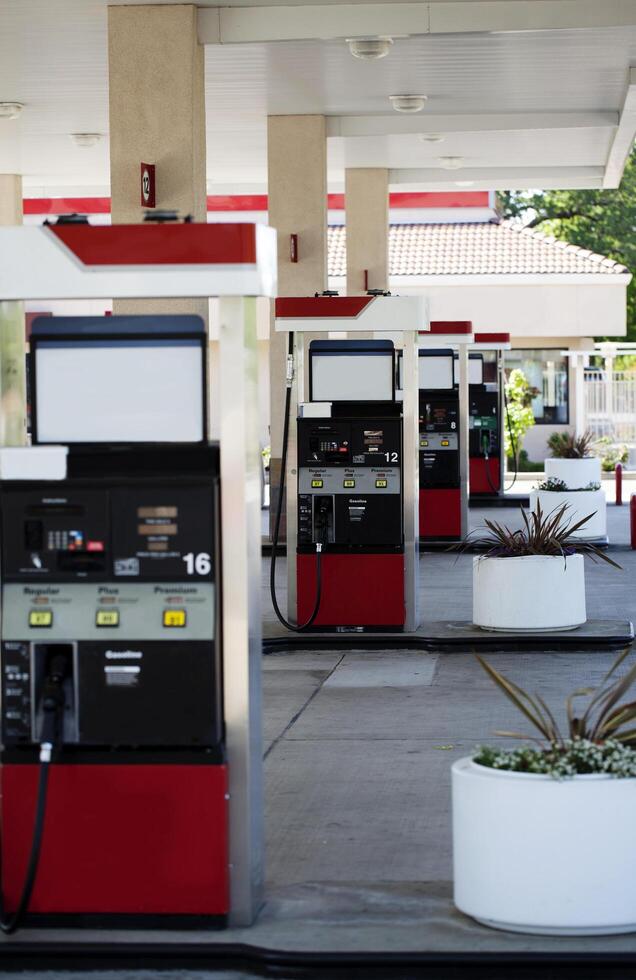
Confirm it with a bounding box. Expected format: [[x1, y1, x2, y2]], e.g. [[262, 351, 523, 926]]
[[0, 763, 229, 924], [469, 457, 501, 496], [419, 488, 461, 540], [297, 552, 405, 629]]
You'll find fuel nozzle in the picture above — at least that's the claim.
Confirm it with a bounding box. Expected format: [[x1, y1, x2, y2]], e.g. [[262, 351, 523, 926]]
[[315, 499, 331, 550], [39, 653, 69, 760]]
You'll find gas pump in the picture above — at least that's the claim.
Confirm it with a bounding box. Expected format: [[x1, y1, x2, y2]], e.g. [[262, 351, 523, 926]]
[[295, 339, 404, 629], [0, 316, 228, 928], [272, 294, 425, 634], [419, 350, 461, 540], [468, 377, 501, 496], [462, 345, 506, 497]]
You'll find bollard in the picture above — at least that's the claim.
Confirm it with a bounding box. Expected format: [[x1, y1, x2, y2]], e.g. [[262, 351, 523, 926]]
[[616, 462, 623, 506], [631, 493, 636, 549]]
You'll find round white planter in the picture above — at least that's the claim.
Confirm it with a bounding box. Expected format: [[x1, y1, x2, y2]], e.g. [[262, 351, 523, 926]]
[[472, 554, 586, 632], [544, 456, 601, 489], [453, 757, 636, 934], [530, 488, 606, 540]]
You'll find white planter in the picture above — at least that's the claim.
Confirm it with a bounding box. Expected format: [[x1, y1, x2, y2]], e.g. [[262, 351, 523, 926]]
[[453, 757, 636, 934], [472, 554, 586, 632], [544, 456, 601, 489], [530, 488, 606, 540]]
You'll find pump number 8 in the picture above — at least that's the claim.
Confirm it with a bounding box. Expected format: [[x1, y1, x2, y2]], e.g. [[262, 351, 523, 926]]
[[182, 552, 212, 576]]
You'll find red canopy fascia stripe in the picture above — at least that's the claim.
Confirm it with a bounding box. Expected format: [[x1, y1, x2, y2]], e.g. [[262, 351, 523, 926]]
[[24, 191, 489, 216]]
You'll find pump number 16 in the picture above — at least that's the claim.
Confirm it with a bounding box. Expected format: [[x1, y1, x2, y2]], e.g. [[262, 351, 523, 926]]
[[182, 552, 212, 575]]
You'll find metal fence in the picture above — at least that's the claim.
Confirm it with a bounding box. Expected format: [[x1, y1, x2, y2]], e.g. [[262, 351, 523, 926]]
[[585, 371, 636, 444]]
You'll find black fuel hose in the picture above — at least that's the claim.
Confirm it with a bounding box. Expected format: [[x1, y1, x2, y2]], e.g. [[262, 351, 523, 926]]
[[481, 434, 501, 496], [269, 334, 324, 631], [0, 664, 65, 933], [0, 758, 51, 934], [503, 382, 518, 492]]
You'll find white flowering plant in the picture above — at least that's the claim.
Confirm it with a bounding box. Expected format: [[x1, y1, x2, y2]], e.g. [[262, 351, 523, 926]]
[[475, 740, 636, 779], [474, 648, 636, 778]]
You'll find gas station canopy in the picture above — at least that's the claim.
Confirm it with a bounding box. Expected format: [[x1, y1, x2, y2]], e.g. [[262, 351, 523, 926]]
[[2, 0, 636, 197]]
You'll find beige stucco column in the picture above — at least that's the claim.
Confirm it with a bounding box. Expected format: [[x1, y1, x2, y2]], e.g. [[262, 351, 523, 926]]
[[345, 168, 389, 295], [0, 175, 27, 445], [0, 175, 23, 226], [267, 115, 327, 536], [108, 4, 206, 319]]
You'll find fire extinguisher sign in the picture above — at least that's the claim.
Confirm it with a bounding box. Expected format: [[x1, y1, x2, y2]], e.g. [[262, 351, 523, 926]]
[[140, 162, 156, 208]]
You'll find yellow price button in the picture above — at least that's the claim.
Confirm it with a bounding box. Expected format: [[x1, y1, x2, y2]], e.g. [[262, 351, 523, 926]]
[[163, 609, 187, 628], [343, 479, 355, 488], [441, 440, 449, 447], [311, 479, 323, 488], [375, 479, 388, 489], [29, 610, 52, 628], [96, 609, 119, 628]]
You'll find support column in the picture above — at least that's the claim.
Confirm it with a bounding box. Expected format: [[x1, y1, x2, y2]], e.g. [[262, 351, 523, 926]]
[[345, 168, 389, 295], [267, 115, 327, 540], [219, 295, 264, 926], [108, 4, 207, 320], [0, 175, 27, 446]]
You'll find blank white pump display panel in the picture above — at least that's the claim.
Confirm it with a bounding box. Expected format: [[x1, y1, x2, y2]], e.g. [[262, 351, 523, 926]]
[[419, 354, 454, 390], [32, 317, 206, 444], [310, 347, 395, 402]]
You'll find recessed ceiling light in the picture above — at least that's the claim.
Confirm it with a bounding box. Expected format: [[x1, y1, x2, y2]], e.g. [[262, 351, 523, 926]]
[[347, 36, 393, 60], [0, 102, 24, 120], [389, 94, 428, 114], [419, 133, 445, 143], [438, 156, 464, 170], [70, 133, 102, 148]]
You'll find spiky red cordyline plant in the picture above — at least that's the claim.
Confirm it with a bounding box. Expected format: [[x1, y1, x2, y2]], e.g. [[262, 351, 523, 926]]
[[456, 501, 620, 569], [477, 647, 636, 749]]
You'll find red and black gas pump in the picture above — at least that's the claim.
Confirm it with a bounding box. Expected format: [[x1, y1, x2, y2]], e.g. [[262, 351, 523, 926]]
[[464, 335, 510, 498], [295, 339, 405, 629], [0, 316, 228, 929], [418, 349, 461, 541]]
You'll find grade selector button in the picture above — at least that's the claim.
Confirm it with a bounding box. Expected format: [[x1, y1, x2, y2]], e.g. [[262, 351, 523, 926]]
[[343, 479, 355, 488], [311, 479, 323, 488], [163, 609, 187, 628], [375, 479, 388, 489], [29, 610, 53, 628], [441, 439, 450, 447], [96, 609, 120, 628]]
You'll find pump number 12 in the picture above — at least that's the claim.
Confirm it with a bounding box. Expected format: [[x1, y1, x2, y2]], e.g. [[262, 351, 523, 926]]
[[182, 552, 211, 576], [384, 451, 399, 463]]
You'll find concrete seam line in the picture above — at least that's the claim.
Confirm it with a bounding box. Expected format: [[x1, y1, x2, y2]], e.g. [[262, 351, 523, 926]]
[[263, 653, 346, 759]]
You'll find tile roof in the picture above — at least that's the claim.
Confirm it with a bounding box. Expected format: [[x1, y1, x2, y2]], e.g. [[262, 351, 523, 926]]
[[327, 220, 629, 278]]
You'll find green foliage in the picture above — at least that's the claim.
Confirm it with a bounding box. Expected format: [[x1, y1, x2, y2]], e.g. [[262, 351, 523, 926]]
[[547, 430, 595, 459], [475, 646, 636, 767], [499, 148, 636, 341], [504, 369, 535, 461], [535, 477, 601, 491], [474, 740, 636, 779], [594, 436, 629, 472], [509, 449, 543, 472], [458, 501, 620, 567]]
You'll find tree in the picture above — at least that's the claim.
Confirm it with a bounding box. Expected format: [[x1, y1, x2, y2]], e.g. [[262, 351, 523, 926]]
[[499, 147, 636, 341], [504, 369, 536, 463]]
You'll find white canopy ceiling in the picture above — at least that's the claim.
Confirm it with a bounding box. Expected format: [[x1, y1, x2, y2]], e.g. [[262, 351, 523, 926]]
[[0, 0, 635, 195]]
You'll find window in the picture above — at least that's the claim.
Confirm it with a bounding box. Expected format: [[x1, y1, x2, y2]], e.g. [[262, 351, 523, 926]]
[[504, 348, 569, 425]]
